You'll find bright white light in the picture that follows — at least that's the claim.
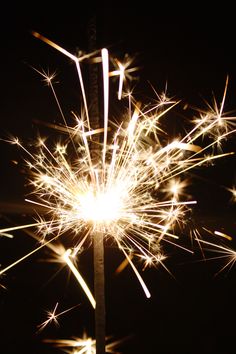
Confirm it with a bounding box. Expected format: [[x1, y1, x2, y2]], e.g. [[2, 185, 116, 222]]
[[78, 189, 123, 223]]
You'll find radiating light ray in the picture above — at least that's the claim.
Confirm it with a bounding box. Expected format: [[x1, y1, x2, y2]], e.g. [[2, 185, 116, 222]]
[[30, 67, 71, 135], [31, 31, 92, 130], [116, 62, 124, 100], [118, 241, 151, 298], [0, 222, 44, 235], [0, 232, 60, 276], [37, 302, 60, 332], [195, 237, 236, 275], [5, 223, 95, 308], [191, 76, 236, 147], [63, 249, 96, 308], [190, 227, 206, 259], [109, 54, 139, 100]]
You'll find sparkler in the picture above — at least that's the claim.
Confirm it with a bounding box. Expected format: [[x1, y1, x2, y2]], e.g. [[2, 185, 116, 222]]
[[0, 31, 236, 353]]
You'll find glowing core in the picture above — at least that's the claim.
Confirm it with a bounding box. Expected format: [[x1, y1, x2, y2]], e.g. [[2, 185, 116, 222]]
[[78, 189, 123, 223]]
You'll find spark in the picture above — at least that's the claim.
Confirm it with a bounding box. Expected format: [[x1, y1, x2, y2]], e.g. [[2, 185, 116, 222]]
[[37, 302, 60, 332], [214, 230, 233, 241], [0, 232, 60, 275], [0, 282, 7, 290], [109, 54, 139, 100], [26, 228, 95, 307], [37, 302, 80, 332], [191, 75, 236, 148], [0, 225, 95, 308], [162, 178, 189, 201], [1, 33, 236, 299], [44, 332, 125, 353], [226, 185, 236, 203], [196, 236, 236, 275], [0, 232, 14, 238], [63, 249, 96, 308]]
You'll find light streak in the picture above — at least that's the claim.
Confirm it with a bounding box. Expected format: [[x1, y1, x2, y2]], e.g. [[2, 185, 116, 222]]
[[101, 48, 109, 166], [0, 233, 60, 275], [63, 249, 96, 308], [0, 232, 13, 238], [214, 230, 233, 241], [195, 237, 236, 276], [109, 54, 139, 100]]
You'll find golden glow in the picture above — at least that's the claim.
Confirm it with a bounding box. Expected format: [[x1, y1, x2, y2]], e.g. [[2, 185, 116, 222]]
[[1, 33, 236, 300], [44, 332, 125, 353], [78, 189, 123, 223]]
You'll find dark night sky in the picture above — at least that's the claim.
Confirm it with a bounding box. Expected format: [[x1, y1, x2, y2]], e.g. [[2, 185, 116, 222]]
[[0, 2, 236, 354]]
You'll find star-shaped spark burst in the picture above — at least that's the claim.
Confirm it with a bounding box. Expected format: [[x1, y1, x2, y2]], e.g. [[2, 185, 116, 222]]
[[37, 302, 80, 333], [196, 230, 236, 276]]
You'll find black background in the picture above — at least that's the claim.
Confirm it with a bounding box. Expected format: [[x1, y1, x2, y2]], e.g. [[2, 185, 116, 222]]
[[0, 2, 236, 354]]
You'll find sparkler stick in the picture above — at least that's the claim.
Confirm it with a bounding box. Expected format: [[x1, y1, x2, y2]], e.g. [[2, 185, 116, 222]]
[[88, 18, 106, 354], [93, 230, 106, 354]]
